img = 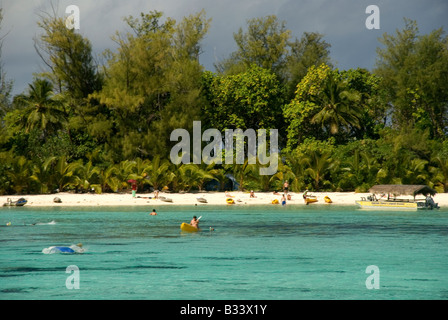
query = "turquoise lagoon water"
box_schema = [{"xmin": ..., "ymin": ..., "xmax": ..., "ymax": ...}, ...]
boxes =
[{"xmin": 1, "ymin": 203, "xmax": 447, "ymax": 300}]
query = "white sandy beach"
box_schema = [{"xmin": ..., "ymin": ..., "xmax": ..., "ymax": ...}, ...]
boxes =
[{"xmin": 2, "ymin": 191, "xmax": 448, "ymax": 207}]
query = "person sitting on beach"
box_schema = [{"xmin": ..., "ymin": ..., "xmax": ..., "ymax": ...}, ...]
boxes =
[
  {"xmin": 153, "ymin": 190, "xmax": 159, "ymax": 199},
  {"xmin": 150, "ymin": 209, "xmax": 157, "ymax": 216},
  {"xmin": 287, "ymin": 194, "xmax": 291, "ymax": 201},
  {"xmin": 250, "ymin": 190, "xmax": 256, "ymax": 198},
  {"xmin": 273, "ymin": 190, "xmax": 280, "ymax": 195},
  {"xmin": 190, "ymin": 216, "xmax": 199, "ymax": 229},
  {"xmin": 225, "ymin": 191, "xmax": 234, "ymax": 198}
]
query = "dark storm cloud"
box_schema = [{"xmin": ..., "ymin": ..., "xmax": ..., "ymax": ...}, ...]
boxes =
[{"xmin": 1, "ymin": 0, "xmax": 447, "ymax": 95}]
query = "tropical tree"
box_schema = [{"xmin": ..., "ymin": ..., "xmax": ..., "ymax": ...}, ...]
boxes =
[
  {"xmin": 30, "ymin": 156, "xmax": 57, "ymax": 194},
  {"xmin": 375, "ymin": 18, "xmax": 448, "ymax": 138},
  {"xmin": 94, "ymin": 10, "xmax": 210, "ymax": 160},
  {"xmin": 113, "ymin": 160, "xmax": 137, "ymax": 192},
  {"xmin": 225, "ymin": 159, "xmax": 257, "ymax": 191},
  {"xmin": 5, "ymin": 156, "xmax": 33, "ymax": 194},
  {"xmin": 176, "ymin": 164, "xmax": 213, "ymax": 192},
  {"xmin": 74, "ymin": 160, "xmax": 101, "ymax": 193},
  {"xmin": 337, "ymin": 148, "xmax": 379, "ymax": 192},
  {"xmin": 12, "ymin": 78, "xmax": 66, "ymax": 138},
  {"xmin": 202, "ymin": 65, "xmax": 285, "ymax": 133},
  {"xmin": 430, "ymin": 156, "xmax": 448, "ymax": 193},
  {"xmin": 216, "ymin": 15, "xmax": 290, "ymax": 78},
  {"xmin": 285, "ymin": 31, "xmax": 332, "ymax": 99},
  {"xmin": 310, "ymin": 72, "xmax": 362, "ymax": 136},
  {"xmin": 144, "ymin": 156, "xmax": 172, "ymax": 191},
  {"xmin": 97, "ymin": 165, "xmax": 119, "ymax": 193},
  {"xmin": 35, "ymin": 12, "xmax": 102, "ymax": 100},
  {"xmin": 45, "ymin": 155, "xmax": 82, "ymax": 192},
  {"xmin": 302, "ymin": 149, "xmax": 336, "ymax": 191}
]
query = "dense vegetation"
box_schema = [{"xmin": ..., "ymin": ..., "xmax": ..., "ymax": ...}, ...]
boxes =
[{"xmin": 0, "ymin": 9, "xmax": 447, "ymax": 195}]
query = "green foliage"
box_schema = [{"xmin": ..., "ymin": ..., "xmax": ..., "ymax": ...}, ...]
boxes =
[
  {"xmin": 0, "ymin": 10, "xmax": 447, "ymax": 196},
  {"xmin": 375, "ymin": 18, "xmax": 448, "ymax": 138},
  {"xmin": 203, "ymin": 65, "xmax": 284, "ymax": 132}
]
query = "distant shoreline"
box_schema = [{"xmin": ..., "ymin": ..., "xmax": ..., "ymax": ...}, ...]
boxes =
[{"xmin": 2, "ymin": 191, "xmax": 448, "ymax": 207}]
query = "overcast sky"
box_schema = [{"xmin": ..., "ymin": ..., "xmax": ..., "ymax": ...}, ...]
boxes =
[{"xmin": 1, "ymin": 0, "xmax": 447, "ymax": 95}]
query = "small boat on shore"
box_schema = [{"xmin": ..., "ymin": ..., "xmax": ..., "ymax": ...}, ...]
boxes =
[
  {"xmin": 303, "ymin": 190, "xmax": 318, "ymax": 205},
  {"xmin": 356, "ymin": 185, "xmax": 440, "ymax": 210},
  {"xmin": 196, "ymin": 197, "xmax": 207, "ymax": 203},
  {"xmin": 159, "ymin": 196, "xmax": 173, "ymax": 203},
  {"xmin": 226, "ymin": 198, "xmax": 235, "ymax": 204},
  {"xmin": 3, "ymin": 198, "xmax": 27, "ymax": 207},
  {"xmin": 324, "ymin": 196, "xmax": 332, "ymax": 203}
]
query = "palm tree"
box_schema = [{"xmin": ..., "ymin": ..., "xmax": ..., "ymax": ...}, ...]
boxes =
[
  {"xmin": 270, "ymin": 162, "xmax": 295, "ymax": 192},
  {"xmin": 14, "ymin": 78, "xmax": 67, "ymax": 138},
  {"xmin": 196, "ymin": 161, "xmax": 219, "ymax": 191},
  {"xmin": 75, "ymin": 160, "xmax": 101, "ymax": 193},
  {"xmin": 212, "ymin": 167, "xmax": 231, "ymax": 191},
  {"xmin": 302, "ymin": 149, "xmax": 335, "ymax": 191},
  {"xmin": 97, "ymin": 165, "xmax": 119, "ymax": 193},
  {"xmin": 403, "ymin": 158, "xmax": 429, "ymax": 185},
  {"xmin": 114, "ymin": 160, "xmax": 137, "ymax": 192},
  {"xmin": 6, "ymin": 156, "xmax": 33, "ymax": 194},
  {"xmin": 178, "ymin": 164, "xmax": 215, "ymax": 192},
  {"xmin": 30, "ymin": 156, "xmax": 55, "ymax": 194},
  {"xmin": 284, "ymin": 154, "xmax": 307, "ymax": 192},
  {"xmin": 311, "ymin": 74, "xmax": 362, "ymax": 136},
  {"xmin": 430, "ymin": 156, "xmax": 448, "ymax": 193},
  {"xmin": 144, "ymin": 156, "xmax": 172, "ymax": 191},
  {"xmin": 46, "ymin": 155, "xmax": 82, "ymax": 192},
  {"xmin": 225, "ymin": 159, "xmax": 257, "ymax": 191}
]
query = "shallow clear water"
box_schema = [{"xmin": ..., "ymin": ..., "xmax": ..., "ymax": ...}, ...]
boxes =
[{"xmin": 1, "ymin": 204, "xmax": 447, "ymax": 300}]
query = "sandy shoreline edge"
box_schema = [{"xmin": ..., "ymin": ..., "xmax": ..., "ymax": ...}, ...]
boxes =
[{"xmin": 2, "ymin": 191, "xmax": 448, "ymax": 207}]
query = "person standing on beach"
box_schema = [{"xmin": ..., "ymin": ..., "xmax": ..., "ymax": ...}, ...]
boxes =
[
  {"xmin": 283, "ymin": 181, "xmax": 289, "ymax": 194},
  {"xmin": 132, "ymin": 182, "xmax": 137, "ymax": 198}
]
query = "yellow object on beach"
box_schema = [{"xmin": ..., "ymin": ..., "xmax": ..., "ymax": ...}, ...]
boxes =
[
  {"xmin": 324, "ymin": 196, "xmax": 332, "ymax": 203},
  {"xmin": 304, "ymin": 197, "xmax": 318, "ymax": 204},
  {"xmin": 226, "ymin": 198, "xmax": 235, "ymax": 204},
  {"xmin": 180, "ymin": 222, "xmax": 199, "ymax": 232},
  {"xmin": 271, "ymin": 199, "xmax": 279, "ymax": 204}
]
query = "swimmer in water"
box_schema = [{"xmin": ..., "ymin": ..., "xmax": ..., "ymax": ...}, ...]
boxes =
[{"xmin": 43, "ymin": 243, "xmax": 84, "ymax": 254}]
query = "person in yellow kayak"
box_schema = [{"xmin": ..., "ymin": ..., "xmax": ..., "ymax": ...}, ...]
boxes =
[{"xmin": 190, "ymin": 216, "xmax": 199, "ymax": 229}]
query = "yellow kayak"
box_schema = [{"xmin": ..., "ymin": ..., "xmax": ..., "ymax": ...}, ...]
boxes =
[
  {"xmin": 324, "ymin": 196, "xmax": 332, "ymax": 203},
  {"xmin": 226, "ymin": 198, "xmax": 235, "ymax": 204},
  {"xmin": 180, "ymin": 222, "xmax": 199, "ymax": 232},
  {"xmin": 272, "ymin": 199, "xmax": 279, "ymax": 204},
  {"xmin": 304, "ymin": 196, "xmax": 318, "ymax": 204}
]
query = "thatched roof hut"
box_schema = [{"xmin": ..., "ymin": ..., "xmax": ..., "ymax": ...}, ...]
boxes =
[{"xmin": 369, "ymin": 185, "xmax": 436, "ymax": 197}]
